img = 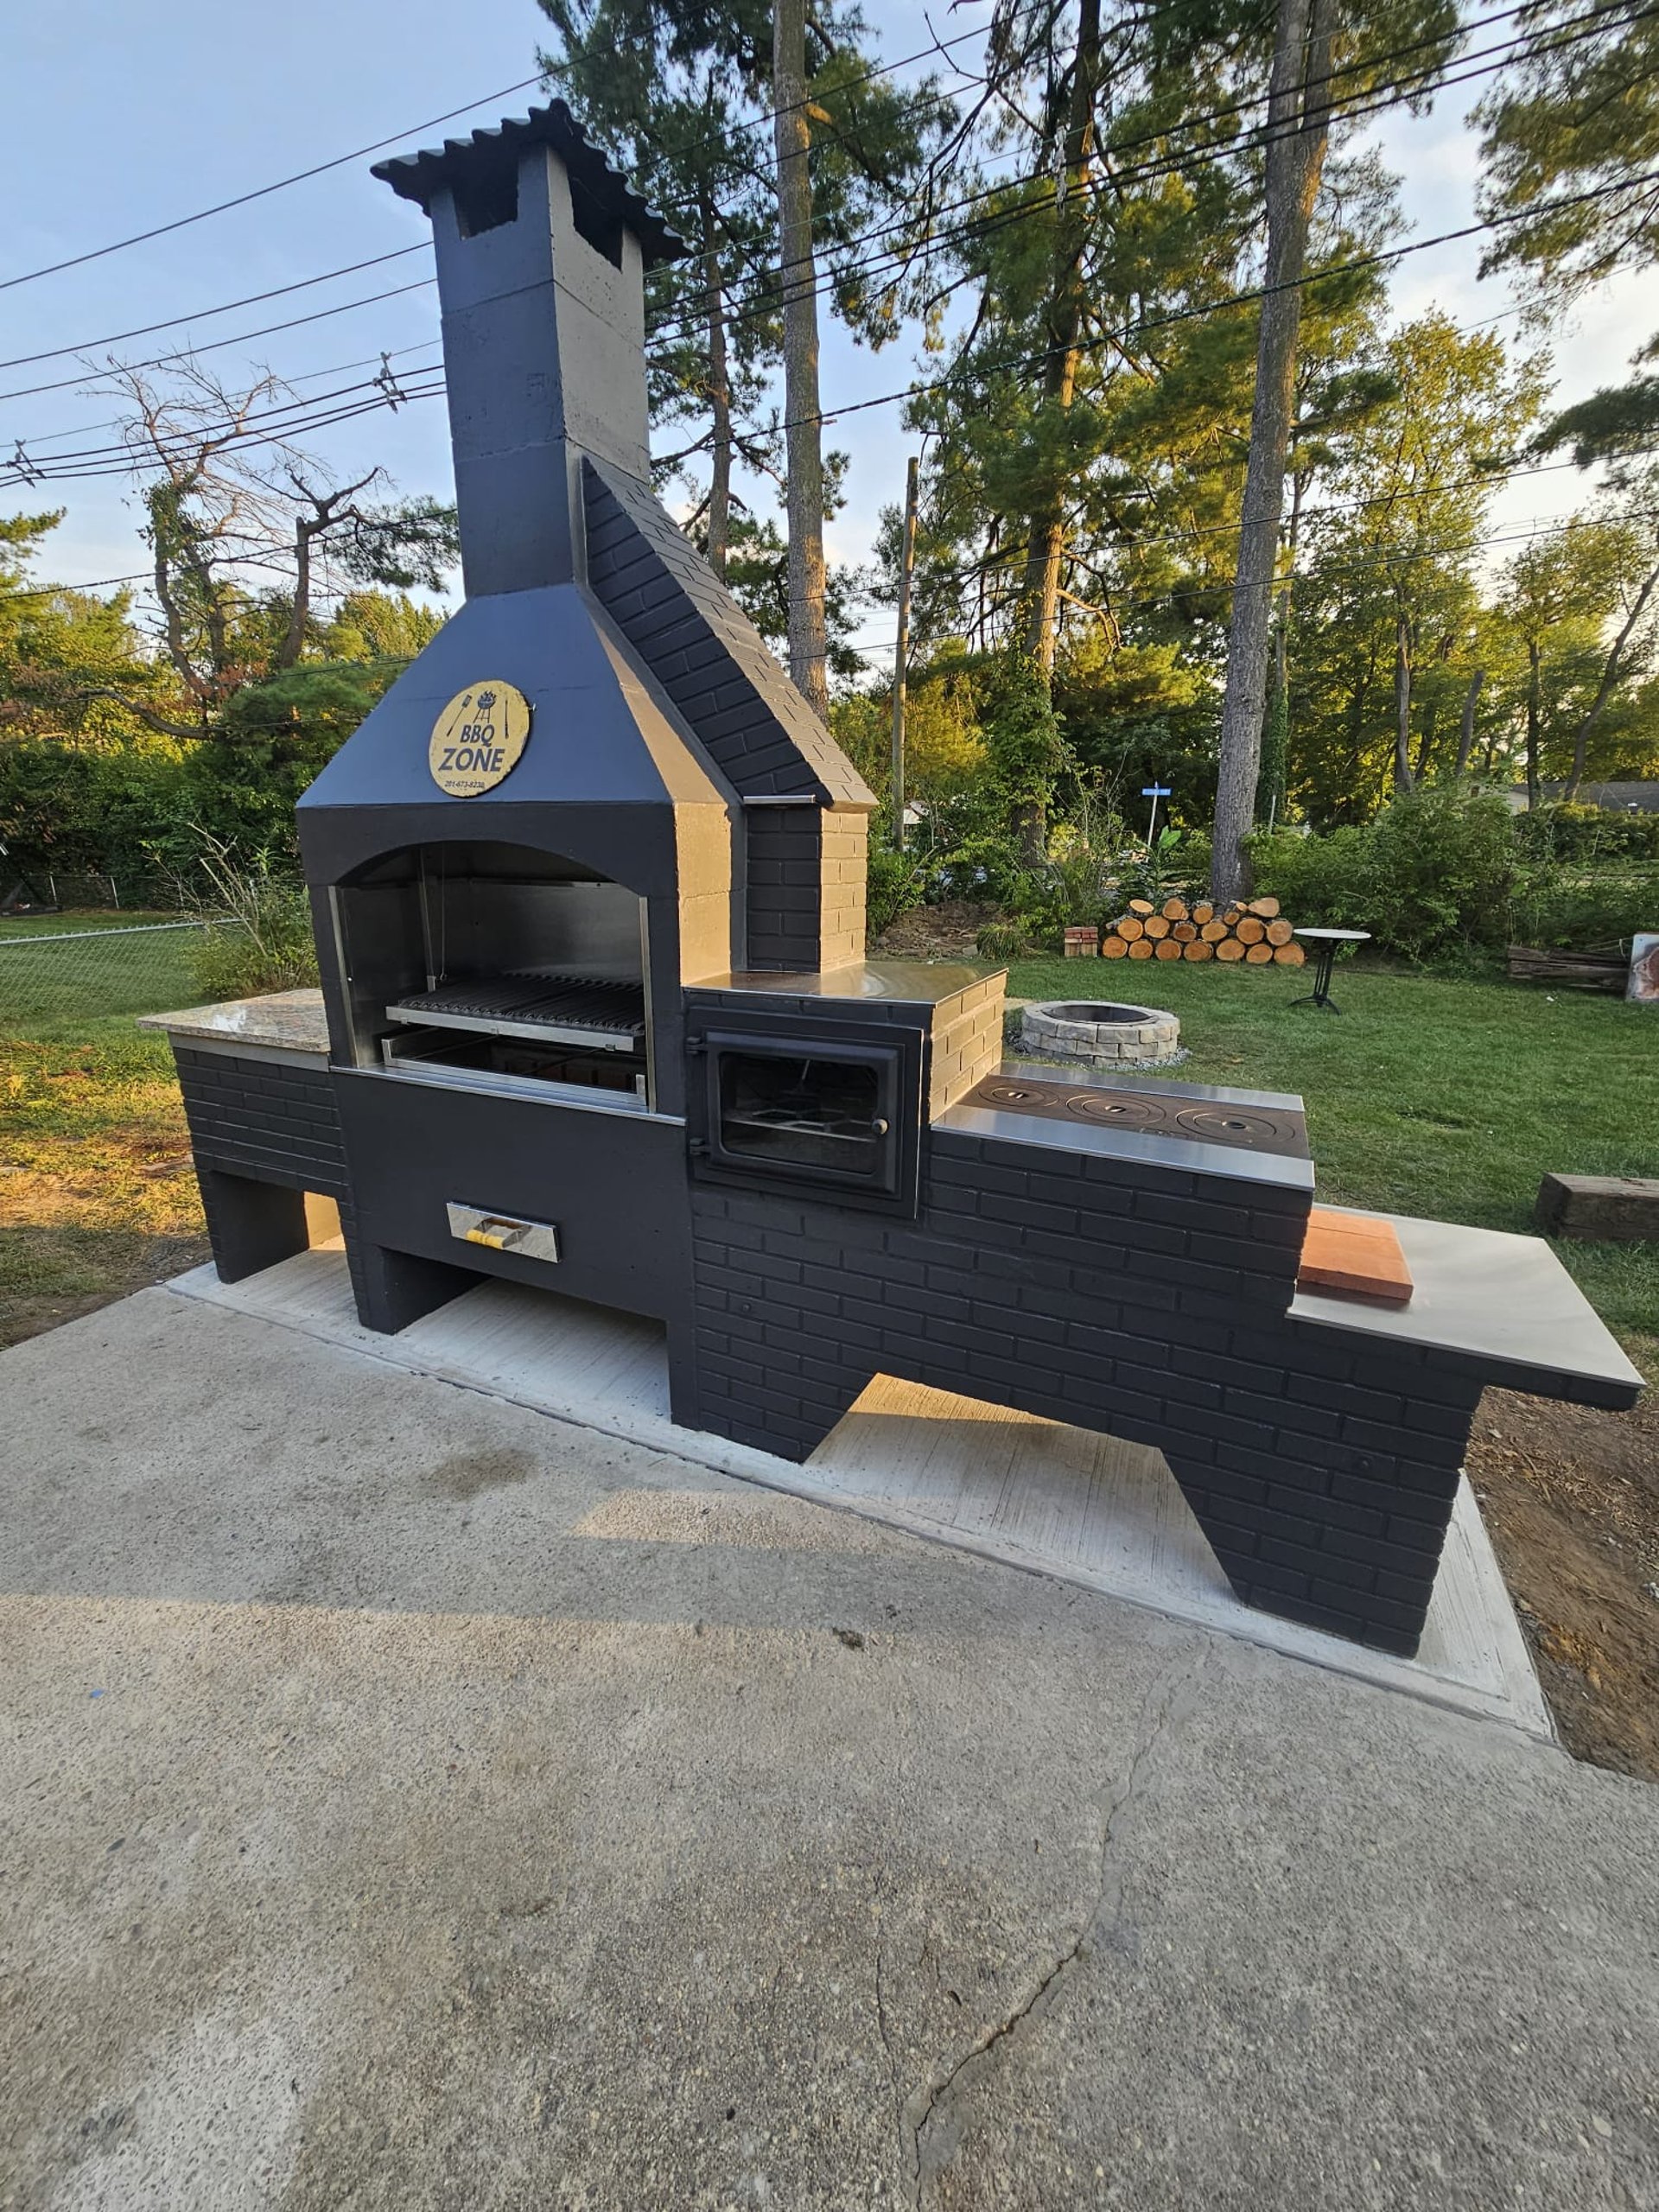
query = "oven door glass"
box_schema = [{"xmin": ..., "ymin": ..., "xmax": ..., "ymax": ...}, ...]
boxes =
[{"xmin": 715, "ymin": 1047, "xmax": 893, "ymax": 1183}]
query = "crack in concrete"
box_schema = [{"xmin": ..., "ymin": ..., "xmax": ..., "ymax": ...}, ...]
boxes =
[
  {"xmin": 899, "ymin": 1654, "xmax": 1206, "ymax": 2208},
  {"xmin": 874, "ymin": 1942, "xmax": 906, "ymax": 2185}
]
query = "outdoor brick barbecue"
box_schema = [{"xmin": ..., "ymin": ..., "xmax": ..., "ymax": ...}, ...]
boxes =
[{"xmin": 146, "ymin": 102, "xmax": 1643, "ymax": 1662}]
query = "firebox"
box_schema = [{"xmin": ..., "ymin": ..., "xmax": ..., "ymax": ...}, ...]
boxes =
[
  {"xmin": 147, "ymin": 96, "xmax": 1643, "ymax": 1668},
  {"xmin": 687, "ymin": 1007, "xmax": 923, "ymax": 1213}
]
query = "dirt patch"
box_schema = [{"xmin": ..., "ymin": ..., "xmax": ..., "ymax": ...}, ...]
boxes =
[
  {"xmin": 1467, "ymin": 1344, "xmax": 1659, "ymax": 1783},
  {"xmin": 869, "ymin": 900, "xmax": 989, "ymax": 962}
]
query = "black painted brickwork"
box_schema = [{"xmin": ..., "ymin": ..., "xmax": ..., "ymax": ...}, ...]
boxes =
[
  {"xmin": 175, "ymin": 1048, "xmax": 350, "ymax": 1196},
  {"xmin": 745, "ymin": 809, "xmax": 824, "ymax": 969},
  {"xmin": 583, "ymin": 461, "xmax": 838, "ymax": 801},
  {"xmin": 687, "ymin": 1128, "xmax": 1482, "ymax": 1656}
]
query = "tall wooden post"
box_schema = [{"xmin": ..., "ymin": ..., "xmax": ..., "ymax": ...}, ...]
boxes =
[{"xmin": 890, "ymin": 454, "xmax": 919, "ymax": 849}]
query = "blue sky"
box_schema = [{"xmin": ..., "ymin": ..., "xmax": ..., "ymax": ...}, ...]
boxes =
[{"xmin": 3, "ymin": 0, "xmax": 1649, "ymax": 674}]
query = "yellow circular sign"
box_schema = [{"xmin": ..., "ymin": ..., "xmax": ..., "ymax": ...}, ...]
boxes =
[{"xmin": 429, "ymin": 681, "xmax": 532, "ymax": 797}]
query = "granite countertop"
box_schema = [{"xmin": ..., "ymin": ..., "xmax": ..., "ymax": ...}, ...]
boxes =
[{"xmin": 139, "ymin": 988, "xmax": 331, "ymax": 1054}]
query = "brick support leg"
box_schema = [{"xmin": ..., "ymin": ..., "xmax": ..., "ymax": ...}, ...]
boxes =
[{"xmin": 198, "ymin": 1166, "xmax": 310, "ymax": 1285}]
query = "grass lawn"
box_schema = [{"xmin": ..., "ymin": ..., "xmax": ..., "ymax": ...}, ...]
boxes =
[
  {"xmin": 1, "ymin": 920, "xmax": 211, "ymax": 1346},
  {"xmin": 1005, "ymin": 953, "xmax": 1658, "ymax": 1353}
]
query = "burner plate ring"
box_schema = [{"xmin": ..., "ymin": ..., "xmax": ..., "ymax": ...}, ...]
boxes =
[
  {"xmin": 1174, "ymin": 1105, "xmax": 1286, "ymax": 1145},
  {"xmin": 1061, "ymin": 1091, "xmax": 1168, "ymax": 1128}
]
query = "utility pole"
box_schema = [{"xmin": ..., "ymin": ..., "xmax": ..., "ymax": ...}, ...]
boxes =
[{"xmin": 890, "ymin": 454, "xmax": 919, "ymax": 850}]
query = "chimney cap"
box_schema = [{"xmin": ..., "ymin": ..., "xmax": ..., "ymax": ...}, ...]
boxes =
[{"xmin": 372, "ymin": 99, "xmax": 689, "ymax": 266}]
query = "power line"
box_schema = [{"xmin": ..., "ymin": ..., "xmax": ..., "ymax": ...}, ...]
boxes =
[
  {"xmin": 12, "ymin": 342, "xmax": 441, "ymax": 450},
  {"xmin": 0, "ymin": 78, "xmax": 544, "ymax": 295},
  {"xmin": 11, "ymin": 149, "xmax": 1648, "ymax": 488},
  {"xmin": 0, "ymin": 281, "xmax": 439, "ymax": 409},
  {"xmin": 0, "ymin": 245, "xmax": 430, "ymax": 376},
  {"xmin": 0, "ymin": 0, "xmax": 1604, "ymax": 467},
  {"xmin": 14, "ymin": 352, "xmax": 444, "ymax": 470},
  {"xmin": 641, "ymin": 0, "xmax": 1656, "ymax": 359}
]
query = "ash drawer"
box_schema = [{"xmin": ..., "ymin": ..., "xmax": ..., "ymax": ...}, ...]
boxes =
[{"xmin": 446, "ymin": 1202, "xmax": 561, "ymax": 1264}]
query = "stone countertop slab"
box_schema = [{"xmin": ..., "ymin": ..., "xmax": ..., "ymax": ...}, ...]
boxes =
[
  {"xmin": 139, "ymin": 988, "xmax": 331, "ymax": 1056},
  {"xmin": 1290, "ymin": 1205, "xmax": 1646, "ymax": 1406}
]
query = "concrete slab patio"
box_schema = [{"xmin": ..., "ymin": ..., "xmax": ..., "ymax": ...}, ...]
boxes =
[{"xmin": 2, "ymin": 1288, "xmax": 1656, "ymax": 2210}]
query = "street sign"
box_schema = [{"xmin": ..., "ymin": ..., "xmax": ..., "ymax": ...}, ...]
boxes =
[{"xmin": 1141, "ymin": 785, "xmax": 1172, "ymax": 798}]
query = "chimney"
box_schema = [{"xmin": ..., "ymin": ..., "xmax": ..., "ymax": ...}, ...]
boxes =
[{"xmin": 373, "ymin": 106, "xmax": 685, "ymax": 598}]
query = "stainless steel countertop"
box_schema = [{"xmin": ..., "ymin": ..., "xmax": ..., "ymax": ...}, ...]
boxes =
[
  {"xmin": 1291, "ymin": 1206, "xmax": 1646, "ymax": 1401},
  {"xmin": 692, "ymin": 961, "xmax": 998, "ymax": 1007},
  {"xmin": 139, "ymin": 988, "xmax": 331, "ymax": 1056},
  {"xmin": 934, "ymin": 1059, "xmax": 1317, "ymax": 1193}
]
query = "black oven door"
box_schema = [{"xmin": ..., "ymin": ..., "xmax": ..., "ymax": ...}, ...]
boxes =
[{"xmin": 690, "ymin": 1019, "xmax": 922, "ymax": 1213}]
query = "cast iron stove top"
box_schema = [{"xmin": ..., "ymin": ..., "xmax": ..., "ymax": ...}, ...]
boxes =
[{"xmin": 963, "ymin": 1074, "xmax": 1310, "ymax": 1158}]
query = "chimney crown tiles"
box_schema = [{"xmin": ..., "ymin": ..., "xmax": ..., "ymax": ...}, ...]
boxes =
[{"xmin": 371, "ymin": 102, "xmax": 687, "ymax": 266}]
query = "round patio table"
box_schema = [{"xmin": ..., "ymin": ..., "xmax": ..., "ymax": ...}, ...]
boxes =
[{"xmin": 1291, "ymin": 926, "xmax": 1370, "ymax": 1012}]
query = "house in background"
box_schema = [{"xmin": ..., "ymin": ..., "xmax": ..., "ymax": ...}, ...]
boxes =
[{"xmin": 1507, "ymin": 781, "xmax": 1659, "ymax": 813}]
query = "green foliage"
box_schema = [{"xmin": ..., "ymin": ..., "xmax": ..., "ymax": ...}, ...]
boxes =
[
  {"xmin": 1508, "ymin": 864, "xmax": 1659, "ymax": 952},
  {"xmin": 1258, "ymin": 671, "xmax": 1288, "ymax": 826},
  {"xmin": 1476, "ymin": 3, "xmax": 1659, "ymax": 300},
  {"xmin": 0, "ymin": 657, "xmax": 404, "ymax": 886},
  {"xmin": 0, "ymin": 736, "xmax": 189, "ymax": 885},
  {"xmin": 1247, "ymin": 823, "xmax": 1371, "ymax": 925},
  {"xmin": 865, "ymin": 837, "xmax": 926, "ymax": 938},
  {"xmin": 1249, "ymin": 785, "xmax": 1516, "ymax": 959},
  {"xmin": 187, "ymin": 842, "xmax": 319, "ymax": 1000},
  {"xmin": 974, "ymin": 918, "xmax": 1033, "ymax": 961},
  {"xmin": 1513, "ymin": 801, "xmax": 1659, "ymax": 861},
  {"xmin": 982, "ymin": 653, "xmax": 1070, "ymax": 855},
  {"xmin": 1357, "ymin": 784, "xmax": 1517, "ymax": 959}
]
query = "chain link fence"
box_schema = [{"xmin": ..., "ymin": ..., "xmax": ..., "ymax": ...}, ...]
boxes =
[
  {"xmin": 0, "ymin": 918, "xmax": 218, "ymax": 1033},
  {"xmin": 0, "ymin": 868, "xmax": 188, "ymax": 918}
]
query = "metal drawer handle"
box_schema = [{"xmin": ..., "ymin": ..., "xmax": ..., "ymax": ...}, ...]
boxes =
[
  {"xmin": 445, "ymin": 1202, "xmax": 561, "ymax": 1264},
  {"xmin": 464, "ymin": 1217, "xmax": 525, "ymax": 1251}
]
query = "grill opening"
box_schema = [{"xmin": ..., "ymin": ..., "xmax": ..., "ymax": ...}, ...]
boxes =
[{"xmin": 333, "ymin": 840, "xmax": 652, "ymax": 1107}]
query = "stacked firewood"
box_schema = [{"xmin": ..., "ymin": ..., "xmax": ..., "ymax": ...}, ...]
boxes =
[{"xmin": 1100, "ymin": 894, "xmax": 1306, "ymax": 966}]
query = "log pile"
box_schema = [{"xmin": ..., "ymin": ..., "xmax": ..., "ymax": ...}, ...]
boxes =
[{"xmin": 1097, "ymin": 894, "xmax": 1306, "ymax": 967}]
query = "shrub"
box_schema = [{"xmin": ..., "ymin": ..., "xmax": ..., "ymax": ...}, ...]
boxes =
[
  {"xmin": 1248, "ymin": 788, "xmax": 1516, "ymax": 961},
  {"xmin": 1358, "ymin": 785, "xmax": 1516, "ymax": 960},
  {"xmin": 1509, "ymin": 864, "xmax": 1659, "ymax": 951},
  {"xmin": 866, "ymin": 840, "xmax": 927, "ymax": 938},
  {"xmin": 187, "ymin": 841, "xmax": 319, "ymax": 1001},
  {"xmin": 975, "ymin": 918, "xmax": 1033, "ymax": 961},
  {"xmin": 1245, "ymin": 823, "xmax": 1370, "ymax": 925},
  {"xmin": 1512, "ymin": 801, "xmax": 1659, "ymax": 861}
]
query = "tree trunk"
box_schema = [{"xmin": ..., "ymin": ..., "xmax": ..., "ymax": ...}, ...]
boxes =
[
  {"xmin": 279, "ymin": 516, "xmax": 315, "ymax": 671},
  {"xmin": 1526, "ymin": 639, "xmax": 1542, "ymax": 809},
  {"xmin": 1564, "ymin": 557, "xmax": 1659, "ymax": 798},
  {"xmin": 699, "ymin": 186, "xmax": 734, "ymax": 584},
  {"xmin": 772, "ymin": 0, "xmax": 830, "ymax": 721},
  {"xmin": 1209, "ymin": 0, "xmax": 1338, "ymax": 906},
  {"xmin": 1020, "ymin": 0, "xmax": 1102, "ymax": 677},
  {"xmin": 1394, "ymin": 614, "xmax": 1414, "ymax": 788},
  {"xmin": 1454, "ymin": 666, "xmax": 1483, "ymax": 774}
]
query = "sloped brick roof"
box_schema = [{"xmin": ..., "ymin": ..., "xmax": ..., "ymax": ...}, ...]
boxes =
[{"xmin": 582, "ymin": 456, "xmax": 874, "ymax": 809}]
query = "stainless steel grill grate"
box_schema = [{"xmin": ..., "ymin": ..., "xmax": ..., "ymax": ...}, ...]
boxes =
[{"xmin": 386, "ymin": 972, "xmax": 646, "ymax": 1050}]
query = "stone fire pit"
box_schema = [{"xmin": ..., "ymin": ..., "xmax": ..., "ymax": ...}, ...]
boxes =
[{"xmin": 1020, "ymin": 1000, "xmax": 1182, "ymax": 1067}]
